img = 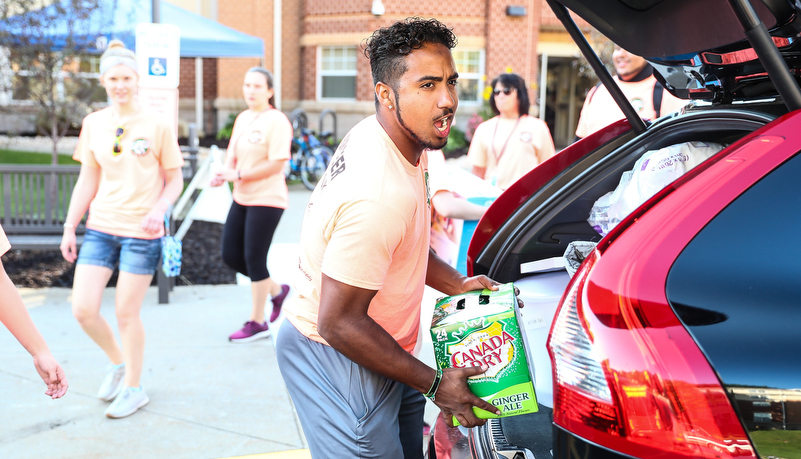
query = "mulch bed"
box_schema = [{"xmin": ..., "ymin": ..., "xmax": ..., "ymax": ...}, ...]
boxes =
[{"xmin": 1, "ymin": 221, "xmax": 237, "ymax": 288}]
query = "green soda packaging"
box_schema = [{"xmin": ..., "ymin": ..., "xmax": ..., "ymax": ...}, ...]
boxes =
[{"xmin": 430, "ymin": 282, "xmax": 537, "ymax": 424}]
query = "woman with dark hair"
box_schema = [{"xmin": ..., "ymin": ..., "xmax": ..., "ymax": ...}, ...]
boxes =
[
  {"xmin": 467, "ymin": 73, "xmax": 555, "ymax": 190},
  {"xmin": 210, "ymin": 67, "xmax": 293, "ymax": 343}
]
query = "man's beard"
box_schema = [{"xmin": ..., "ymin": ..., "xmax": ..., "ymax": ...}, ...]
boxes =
[{"xmin": 395, "ymin": 94, "xmax": 448, "ymax": 151}]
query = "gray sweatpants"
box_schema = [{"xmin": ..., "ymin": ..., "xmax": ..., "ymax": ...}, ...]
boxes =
[{"xmin": 276, "ymin": 319, "xmax": 425, "ymax": 459}]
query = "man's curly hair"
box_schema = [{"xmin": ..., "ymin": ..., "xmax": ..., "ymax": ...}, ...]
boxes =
[{"xmin": 362, "ymin": 18, "xmax": 457, "ymax": 95}]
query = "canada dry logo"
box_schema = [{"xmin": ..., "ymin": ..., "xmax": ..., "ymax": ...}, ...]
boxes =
[{"xmin": 447, "ymin": 322, "xmax": 516, "ymax": 380}]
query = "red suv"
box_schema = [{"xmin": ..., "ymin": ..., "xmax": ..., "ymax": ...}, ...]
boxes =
[{"xmin": 427, "ymin": 0, "xmax": 801, "ymax": 458}]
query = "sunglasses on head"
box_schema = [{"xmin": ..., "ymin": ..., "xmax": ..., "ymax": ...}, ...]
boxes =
[
  {"xmin": 493, "ymin": 87, "xmax": 516, "ymax": 96},
  {"xmin": 113, "ymin": 126, "xmax": 125, "ymax": 155}
]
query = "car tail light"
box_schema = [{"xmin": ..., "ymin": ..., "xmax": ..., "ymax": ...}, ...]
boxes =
[{"xmin": 548, "ymin": 250, "xmax": 755, "ymax": 458}]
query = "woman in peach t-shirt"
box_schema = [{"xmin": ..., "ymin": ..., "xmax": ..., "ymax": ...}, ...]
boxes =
[
  {"xmin": 210, "ymin": 67, "xmax": 293, "ymax": 343},
  {"xmin": 468, "ymin": 73, "xmax": 555, "ymax": 190},
  {"xmin": 59, "ymin": 40, "xmax": 184, "ymax": 419}
]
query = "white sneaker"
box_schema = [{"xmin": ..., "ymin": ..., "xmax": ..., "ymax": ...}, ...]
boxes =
[
  {"xmin": 97, "ymin": 364, "xmax": 125, "ymax": 402},
  {"xmin": 105, "ymin": 386, "xmax": 150, "ymax": 419}
]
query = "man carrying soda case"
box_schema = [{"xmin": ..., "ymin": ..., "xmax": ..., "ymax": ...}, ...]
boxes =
[{"xmin": 276, "ymin": 18, "xmax": 514, "ymax": 459}]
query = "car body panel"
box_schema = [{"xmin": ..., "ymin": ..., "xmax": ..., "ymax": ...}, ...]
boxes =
[
  {"xmin": 666, "ymin": 147, "xmax": 801, "ymax": 457},
  {"xmin": 449, "ymin": 107, "xmax": 799, "ymax": 459}
]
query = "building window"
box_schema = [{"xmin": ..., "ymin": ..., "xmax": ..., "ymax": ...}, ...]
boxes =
[
  {"xmin": 453, "ymin": 49, "xmax": 484, "ymax": 104},
  {"xmin": 319, "ymin": 46, "xmax": 357, "ymax": 100},
  {"xmin": 2, "ymin": 54, "xmax": 105, "ymax": 105}
]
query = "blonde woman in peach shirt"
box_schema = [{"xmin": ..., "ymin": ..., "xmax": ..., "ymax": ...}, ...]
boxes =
[
  {"xmin": 60, "ymin": 40, "xmax": 184, "ymax": 419},
  {"xmin": 210, "ymin": 67, "xmax": 293, "ymax": 343}
]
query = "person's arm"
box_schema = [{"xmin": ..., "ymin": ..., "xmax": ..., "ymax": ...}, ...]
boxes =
[
  {"xmin": 317, "ymin": 273, "xmax": 501, "ymax": 428},
  {"xmin": 141, "ymin": 167, "xmax": 184, "ymax": 235},
  {"xmin": 214, "ymin": 158, "xmax": 285, "ymax": 184},
  {"xmin": 467, "ymin": 121, "xmax": 489, "ymax": 180},
  {"xmin": 471, "ymin": 165, "xmax": 486, "ymax": 179},
  {"xmin": 426, "ymin": 247, "xmax": 499, "ymax": 296},
  {"xmin": 0, "ymin": 260, "xmax": 68, "ymax": 399},
  {"xmin": 60, "ymin": 165, "xmax": 100, "ymax": 263},
  {"xmin": 431, "ymin": 190, "xmax": 487, "ymax": 220},
  {"xmin": 536, "ymin": 123, "xmax": 557, "ymax": 164},
  {"xmin": 210, "ymin": 146, "xmax": 237, "ymax": 187}
]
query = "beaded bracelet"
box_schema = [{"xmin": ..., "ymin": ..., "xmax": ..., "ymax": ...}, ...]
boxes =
[{"xmin": 424, "ymin": 369, "xmax": 443, "ymax": 401}]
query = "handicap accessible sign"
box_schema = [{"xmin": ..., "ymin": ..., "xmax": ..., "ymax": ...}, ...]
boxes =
[
  {"xmin": 148, "ymin": 57, "xmax": 167, "ymax": 76},
  {"xmin": 136, "ymin": 23, "xmax": 180, "ymax": 89}
]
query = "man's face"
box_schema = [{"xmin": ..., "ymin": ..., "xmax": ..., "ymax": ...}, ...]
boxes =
[
  {"xmin": 613, "ymin": 46, "xmax": 647, "ymax": 81},
  {"xmin": 393, "ymin": 42, "xmax": 458, "ymax": 151}
]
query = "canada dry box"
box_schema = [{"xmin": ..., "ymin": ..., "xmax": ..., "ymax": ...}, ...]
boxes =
[{"xmin": 430, "ymin": 282, "xmax": 538, "ymax": 424}]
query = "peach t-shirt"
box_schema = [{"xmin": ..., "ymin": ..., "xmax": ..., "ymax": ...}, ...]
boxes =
[
  {"xmin": 283, "ymin": 115, "xmax": 431, "ymax": 353},
  {"xmin": 0, "ymin": 225, "xmax": 10, "ymax": 256},
  {"xmin": 73, "ymin": 107, "xmax": 184, "ymax": 239},
  {"xmin": 468, "ymin": 115, "xmax": 556, "ymax": 190},
  {"xmin": 575, "ymin": 74, "xmax": 687, "ymax": 139},
  {"xmin": 229, "ymin": 109, "xmax": 293, "ymax": 208}
]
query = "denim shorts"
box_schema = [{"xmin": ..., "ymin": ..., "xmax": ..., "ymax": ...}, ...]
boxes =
[{"xmin": 77, "ymin": 229, "xmax": 161, "ymax": 275}]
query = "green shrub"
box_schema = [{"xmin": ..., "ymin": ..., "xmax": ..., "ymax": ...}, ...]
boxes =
[
  {"xmin": 216, "ymin": 113, "xmax": 237, "ymax": 140},
  {"xmin": 443, "ymin": 126, "xmax": 468, "ymax": 158}
]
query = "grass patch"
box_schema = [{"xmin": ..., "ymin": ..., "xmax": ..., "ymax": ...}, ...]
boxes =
[
  {"xmin": 750, "ymin": 430, "xmax": 801, "ymax": 458},
  {"xmin": 0, "ymin": 149, "xmax": 79, "ymax": 165}
]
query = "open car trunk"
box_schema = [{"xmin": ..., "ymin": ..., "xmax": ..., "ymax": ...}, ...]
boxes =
[{"xmin": 467, "ymin": 106, "xmax": 778, "ymax": 458}]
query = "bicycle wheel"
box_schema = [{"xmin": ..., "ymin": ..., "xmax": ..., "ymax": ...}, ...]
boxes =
[{"xmin": 301, "ymin": 146, "xmax": 333, "ymax": 191}]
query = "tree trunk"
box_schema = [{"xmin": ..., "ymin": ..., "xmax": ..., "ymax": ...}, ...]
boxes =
[
  {"xmin": 50, "ymin": 115, "xmax": 59, "ymax": 225},
  {"xmin": 51, "ymin": 115, "xmax": 59, "ymax": 165}
]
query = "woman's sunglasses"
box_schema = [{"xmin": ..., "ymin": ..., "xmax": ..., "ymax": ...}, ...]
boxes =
[
  {"xmin": 493, "ymin": 87, "xmax": 516, "ymax": 96},
  {"xmin": 113, "ymin": 126, "xmax": 125, "ymax": 155}
]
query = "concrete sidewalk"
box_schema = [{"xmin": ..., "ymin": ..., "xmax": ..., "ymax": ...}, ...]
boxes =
[
  {"xmin": 0, "ymin": 277, "xmax": 443, "ymax": 459},
  {"xmin": 0, "ymin": 183, "xmax": 443, "ymax": 458},
  {"xmin": 0, "ymin": 284, "xmax": 308, "ymax": 459}
]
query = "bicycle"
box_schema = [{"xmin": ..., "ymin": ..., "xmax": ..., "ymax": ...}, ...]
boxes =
[{"xmin": 286, "ymin": 128, "xmax": 334, "ymax": 191}]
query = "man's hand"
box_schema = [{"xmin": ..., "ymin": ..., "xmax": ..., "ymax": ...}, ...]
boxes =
[
  {"xmin": 432, "ymin": 365, "xmax": 501, "ymax": 428},
  {"xmin": 459, "ymin": 275, "xmax": 499, "ymax": 294},
  {"xmin": 459, "ymin": 276, "xmax": 525, "ymax": 309}
]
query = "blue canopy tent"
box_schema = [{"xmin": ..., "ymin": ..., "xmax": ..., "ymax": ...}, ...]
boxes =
[
  {"xmin": 2, "ymin": 0, "xmax": 264, "ymax": 137},
  {"xmin": 2, "ymin": 0, "xmax": 264, "ymax": 58}
]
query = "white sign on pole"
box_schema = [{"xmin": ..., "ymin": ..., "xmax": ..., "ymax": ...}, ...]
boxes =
[
  {"xmin": 138, "ymin": 87, "xmax": 179, "ymax": 138},
  {"xmin": 135, "ymin": 23, "xmax": 180, "ymax": 89}
]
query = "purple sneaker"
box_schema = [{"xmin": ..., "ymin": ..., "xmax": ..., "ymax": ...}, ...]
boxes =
[
  {"xmin": 229, "ymin": 321, "xmax": 271, "ymax": 343},
  {"xmin": 270, "ymin": 284, "xmax": 290, "ymax": 323}
]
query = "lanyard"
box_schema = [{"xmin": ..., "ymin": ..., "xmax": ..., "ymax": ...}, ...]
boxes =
[{"xmin": 491, "ymin": 115, "xmax": 523, "ymax": 163}]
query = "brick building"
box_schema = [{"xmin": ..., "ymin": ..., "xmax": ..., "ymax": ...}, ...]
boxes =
[
  {"xmin": 0, "ymin": 0, "xmax": 595, "ymax": 148},
  {"xmin": 181, "ymin": 0, "xmax": 595, "ymax": 148}
]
